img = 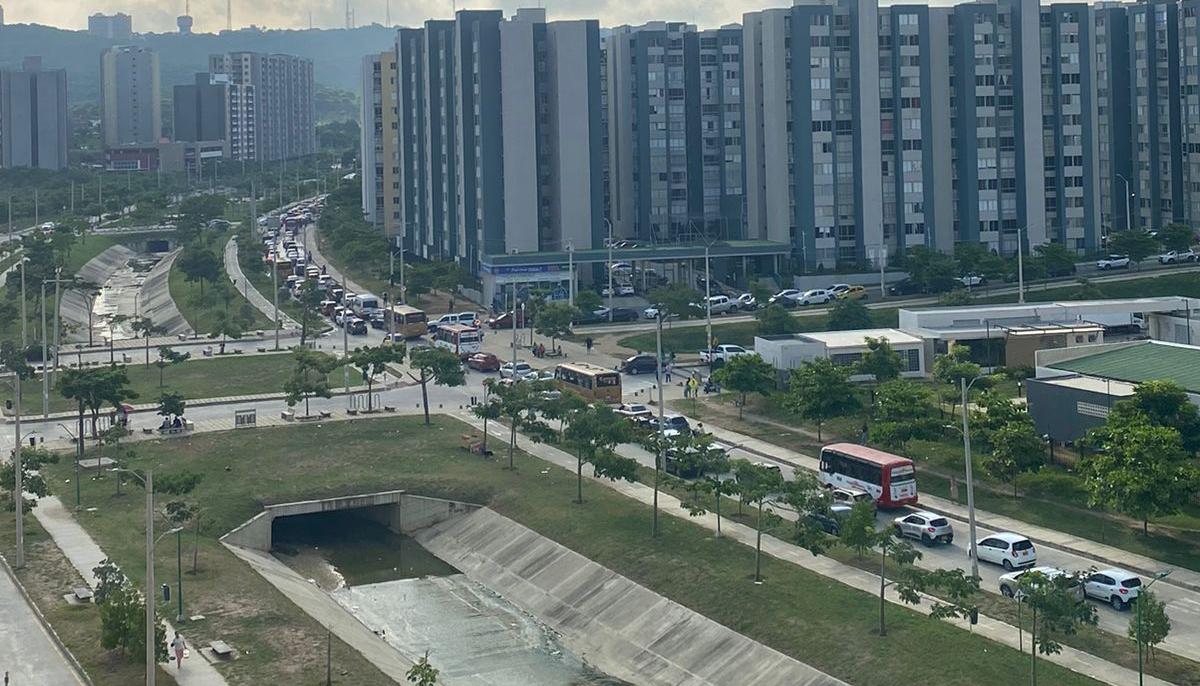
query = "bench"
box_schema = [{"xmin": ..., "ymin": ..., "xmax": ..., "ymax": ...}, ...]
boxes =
[
  {"xmin": 158, "ymin": 426, "xmax": 186, "ymax": 436},
  {"xmin": 209, "ymin": 640, "xmax": 234, "ymax": 659},
  {"xmin": 72, "ymin": 587, "xmax": 93, "ymax": 603},
  {"xmin": 280, "ymin": 410, "xmax": 295, "ymax": 421},
  {"xmin": 318, "ymin": 410, "xmax": 332, "ymax": 419}
]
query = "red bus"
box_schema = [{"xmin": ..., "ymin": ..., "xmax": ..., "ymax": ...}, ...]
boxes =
[{"xmin": 818, "ymin": 443, "xmax": 918, "ymax": 508}]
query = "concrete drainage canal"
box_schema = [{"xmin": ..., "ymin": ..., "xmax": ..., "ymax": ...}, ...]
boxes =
[{"xmin": 222, "ymin": 491, "xmax": 624, "ymax": 686}]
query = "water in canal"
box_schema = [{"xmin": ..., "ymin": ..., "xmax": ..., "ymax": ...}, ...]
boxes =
[{"xmin": 271, "ymin": 510, "xmax": 625, "ymax": 686}]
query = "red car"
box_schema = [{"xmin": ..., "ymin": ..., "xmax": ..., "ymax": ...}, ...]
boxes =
[
  {"xmin": 466, "ymin": 352, "xmax": 501, "ymax": 372},
  {"xmin": 487, "ymin": 311, "xmax": 525, "ymax": 329}
]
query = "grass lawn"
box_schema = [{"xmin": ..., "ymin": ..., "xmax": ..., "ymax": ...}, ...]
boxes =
[
  {"xmin": 0, "ymin": 517, "xmax": 171, "ymax": 686},
  {"xmin": 682, "ymin": 394, "xmax": 1200, "ymax": 574},
  {"xmin": 45, "ymin": 416, "xmax": 1103, "ymax": 686},
  {"xmin": 3, "ymin": 352, "xmax": 348, "ymax": 415},
  {"xmin": 618, "ymin": 307, "xmax": 901, "ymax": 353},
  {"xmin": 169, "ymin": 237, "xmax": 272, "ymax": 335}
]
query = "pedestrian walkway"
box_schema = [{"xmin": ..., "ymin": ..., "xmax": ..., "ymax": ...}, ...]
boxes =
[
  {"xmin": 453, "ymin": 410, "xmax": 1174, "ymax": 686},
  {"xmin": 224, "ymin": 237, "xmax": 299, "ymax": 330},
  {"xmin": 0, "ymin": 553, "xmax": 88, "ymax": 686},
  {"xmin": 34, "ymin": 497, "xmax": 229, "ymax": 686}
]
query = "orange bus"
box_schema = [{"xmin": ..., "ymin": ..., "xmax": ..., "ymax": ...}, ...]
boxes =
[
  {"xmin": 386, "ymin": 305, "xmax": 428, "ymax": 339},
  {"xmin": 554, "ymin": 363, "xmax": 622, "ymax": 404}
]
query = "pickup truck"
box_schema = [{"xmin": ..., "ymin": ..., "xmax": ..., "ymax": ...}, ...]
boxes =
[
  {"xmin": 699, "ymin": 344, "xmax": 750, "ymax": 364},
  {"xmin": 1158, "ymin": 249, "xmax": 1198, "ymax": 264},
  {"xmin": 1096, "ymin": 254, "xmax": 1131, "ymax": 270}
]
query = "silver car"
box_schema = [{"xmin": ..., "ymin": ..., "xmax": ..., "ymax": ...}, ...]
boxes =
[
  {"xmin": 893, "ymin": 511, "xmax": 954, "ymax": 546},
  {"xmin": 999, "ymin": 566, "xmax": 1084, "ymax": 602}
]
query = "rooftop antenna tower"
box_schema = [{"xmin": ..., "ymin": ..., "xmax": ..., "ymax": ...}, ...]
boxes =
[
  {"xmin": 386, "ymin": 0, "xmax": 390, "ymax": 26},
  {"xmin": 308, "ymin": 10, "xmax": 313, "ymax": 28},
  {"xmin": 345, "ymin": 0, "xmax": 352, "ymax": 28},
  {"xmin": 226, "ymin": 0, "xmax": 231, "ymax": 30}
]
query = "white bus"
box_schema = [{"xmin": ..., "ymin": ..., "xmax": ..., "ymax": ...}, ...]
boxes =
[{"xmin": 432, "ymin": 324, "xmax": 481, "ymax": 358}]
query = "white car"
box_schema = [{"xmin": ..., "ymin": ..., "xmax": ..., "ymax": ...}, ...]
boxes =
[
  {"xmin": 999, "ymin": 566, "xmax": 1083, "ymax": 601},
  {"xmin": 643, "ymin": 306, "xmax": 665, "ymax": 319},
  {"xmin": 1158, "ymin": 249, "xmax": 1198, "ymax": 264},
  {"xmin": 797, "ymin": 289, "xmax": 834, "ymax": 306},
  {"xmin": 769, "ymin": 289, "xmax": 801, "ymax": 305},
  {"xmin": 1083, "ymin": 568, "xmax": 1143, "ymax": 610},
  {"xmin": 892, "ymin": 511, "xmax": 954, "ymax": 546},
  {"xmin": 974, "ymin": 532, "xmax": 1037, "ymax": 571},
  {"xmin": 615, "ymin": 403, "xmax": 653, "ymax": 421},
  {"xmin": 1096, "ymin": 254, "xmax": 1131, "ymax": 270},
  {"xmin": 734, "ymin": 293, "xmax": 758, "ymax": 310},
  {"xmin": 499, "ymin": 361, "xmax": 534, "ymax": 379},
  {"xmin": 959, "ymin": 274, "xmax": 986, "ymax": 287},
  {"xmin": 693, "ymin": 295, "xmax": 735, "ymax": 315},
  {"xmin": 601, "ymin": 284, "xmax": 635, "ymax": 297}
]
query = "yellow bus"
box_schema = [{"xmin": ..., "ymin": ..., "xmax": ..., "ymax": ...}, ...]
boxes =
[
  {"xmin": 554, "ymin": 362, "xmax": 623, "ymax": 404},
  {"xmin": 387, "ymin": 305, "xmax": 428, "ymax": 338}
]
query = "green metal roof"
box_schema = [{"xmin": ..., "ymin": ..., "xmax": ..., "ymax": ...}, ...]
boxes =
[
  {"xmin": 481, "ymin": 240, "xmax": 790, "ymax": 267},
  {"xmin": 1050, "ymin": 342, "xmax": 1200, "ymax": 394}
]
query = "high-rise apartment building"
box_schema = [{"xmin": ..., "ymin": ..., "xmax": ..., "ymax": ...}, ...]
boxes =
[
  {"xmin": 88, "ymin": 13, "xmax": 133, "ymax": 40},
  {"xmin": 604, "ymin": 22, "xmax": 746, "ymax": 244},
  {"xmin": 364, "ymin": 9, "xmax": 605, "ymax": 273},
  {"xmin": 174, "ymin": 72, "xmax": 254, "ymax": 159},
  {"xmin": 209, "ymin": 52, "xmax": 315, "ymax": 161},
  {"xmin": 100, "ymin": 46, "xmax": 161, "ymax": 147},
  {"xmin": 0, "ymin": 57, "xmax": 69, "ymax": 170},
  {"xmin": 743, "ymin": 0, "xmax": 883, "ymax": 268}
]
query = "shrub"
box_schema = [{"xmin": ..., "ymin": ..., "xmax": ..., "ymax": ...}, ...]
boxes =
[
  {"xmin": 1013, "ymin": 470, "xmax": 1088, "ymax": 505},
  {"xmin": 155, "ymin": 470, "xmax": 202, "ymax": 495}
]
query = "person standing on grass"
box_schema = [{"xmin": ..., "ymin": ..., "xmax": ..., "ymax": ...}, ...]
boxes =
[{"xmin": 171, "ymin": 633, "xmax": 186, "ymax": 669}]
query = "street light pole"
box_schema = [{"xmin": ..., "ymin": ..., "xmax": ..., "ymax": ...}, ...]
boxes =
[
  {"xmin": 144, "ymin": 469, "xmax": 155, "ymax": 686},
  {"xmin": 13, "ymin": 358, "xmax": 24, "ymax": 569},
  {"xmin": 272, "ymin": 248, "xmax": 280, "ymax": 351},
  {"xmin": 653, "ymin": 307, "xmax": 665, "ymax": 538},
  {"xmin": 176, "ymin": 528, "xmax": 184, "ymax": 622},
  {"xmin": 606, "ymin": 219, "xmax": 614, "ymax": 323},
  {"xmin": 567, "ymin": 243, "xmax": 575, "ymax": 308},
  {"xmin": 960, "ymin": 376, "xmax": 981, "ymax": 581},
  {"xmin": 1017, "ymin": 227, "xmax": 1026, "ymax": 305},
  {"xmin": 1116, "ymin": 173, "xmax": 1133, "ymax": 232},
  {"xmin": 1136, "ymin": 571, "xmax": 1172, "ymax": 686}
]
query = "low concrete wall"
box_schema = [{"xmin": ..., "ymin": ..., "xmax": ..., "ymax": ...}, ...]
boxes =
[
  {"xmin": 415, "ymin": 507, "xmax": 845, "ymax": 686},
  {"xmin": 61, "ymin": 245, "xmax": 136, "ymax": 342},
  {"xmin": 221, "ymin": 491, "xmax": 478, "ymax": 551},
  {"xmin": 141, "ymin": 249, "xmax": 192, "ymax": 336}
]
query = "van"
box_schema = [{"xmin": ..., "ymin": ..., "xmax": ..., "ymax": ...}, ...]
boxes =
[
  {"xmin": 427, "ymin": 311, "xmax": 478, "ymax": 332},
  {"xmin": 350, "ymin": 293, "xmax": 382, "ymax": 317}
]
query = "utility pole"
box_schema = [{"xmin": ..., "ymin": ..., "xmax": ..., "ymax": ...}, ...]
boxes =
[
  {"xmin": 653, "ymin": 309, "xmax": 665, "ymax": 537},
  {"xmin": 33, "ymin": 188, "xmax": 38, "ymax": 226},
  {"xmin": 704, "ymin": 243, "xmax": 713, "ymax": 359},
  {"xmin": 144, "ymin": 469, "xmax": 155, "ymax": 686},
  {"xmin": 1017, "ymin": 227, "xmax": 1026, "ymax": 305},
  {"xmin": 605, "ymin": 219, "xmax": 614, "ymax": 322},
  {"xmin": 13, "ymin": 268, "xmax": 28, "ymax": 568}
]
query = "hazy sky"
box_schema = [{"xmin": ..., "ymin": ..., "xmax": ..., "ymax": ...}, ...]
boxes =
[{"xmin": 2, "ymin": 0, "xmax": 759, "ymax": 33}]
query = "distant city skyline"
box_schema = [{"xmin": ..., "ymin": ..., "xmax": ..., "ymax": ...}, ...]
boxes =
[{"xmin": 0, "ymin": 0, "xmax": 790, "ymax": 34}]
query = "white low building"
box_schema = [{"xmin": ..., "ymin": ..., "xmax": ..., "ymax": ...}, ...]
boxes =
[{"xmin": 754, "ymin": 328, "xmax": 925, "ymax": 380}]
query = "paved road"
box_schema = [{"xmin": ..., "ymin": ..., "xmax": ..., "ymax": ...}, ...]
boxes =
[
  {"xmin": 576, "ymin": 261, "xmax": 1200, "ymax": 336},
  {"xmin": 224, "ymin": 236, "xmax": 299, "ymax": 330},
  {"xmin": 302, "ymin": 223, "xmax": 367, "ymax": 295},
  {"xmin": 0, "ymin": 559, "xmax": 87, "ymax": 686}
]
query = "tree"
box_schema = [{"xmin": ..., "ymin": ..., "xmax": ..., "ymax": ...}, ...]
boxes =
[
  {"xmin": 732, "ymin": 459, "xmax": 784, "ymax": 583},
  {"xmin": 1128, "ymin": 590, "xmax": 1171, "ymax": 663},
  {"xmin": 575, "ymin": 289, "xmax": 602, "ymax": 314},
  {"xmin": 177, "ymin": 246, "xmax": 221, "ymax": 296},
  {"xmin": 932, "ymin": 344, "xmax": 982, "ymax": 417},
  {"xmin": 674, "ymin": 434, "xmax": 734, "ymax": 536},
  {"xmin": 712, "ymin": 353, "xmax": 775, "ymax": 419},
  {"xmin": 154, "ymin": 346, "xmax": 190, "ymax": 387},
  {"xmin": 1157, "ymin": 223, "xmax": 1195, "ymax": 252},
  {"xmin": 130, "ymin": 317, "xmax": 165, "ymax": 367},
  {"xmin": 748, "ymin": 279, "xmax": 773, "ymax": 306},
  {"xmin": 826, "ymin": 298, "xmax": 872, "ymax": 331},
  {"xmin": 1116, "ymin": 379, "xmax": 1200, "ymax": 454},
  {"xmin": 856, "ymin": 336, "xmax": 903, "ymax": 382},
  {"xmin": 58, "ymin": 366, "xmax": 138, "ymax": 441},
  {"xmin": 784, "ymin": 359, "xmax": 860, "ymax": 440},
  {"xmin": 470, "ymin": 392, "xmax": 503, "ymax": 454},
  {"xmin": 871, "ymin": 379, "xmax": 941, "ymax": 448},
  {"xmin": 488, "ymin": 378, "xmax": 553, "ymax": 470},
  {"xmin": 779, "ymin": 471, "xmax": 838, "ymax": 555},
  {"xmin": 1071, "ymin": 278, "xmax": 1106, "ymax": 300},
  {"xmin": 283, "ymin": 347, "xmax": 338, "ymax": 417},
  {"xmin": 1109, "ymin": 230, "xmax": 1159, "ymax": 268},
  {"xmin": 982, "ymin": 422, "xmax": 1046, "ymax": 495},
  {"xmin": 1018, "ymin": 569, "xmax": 1098, "ymax": 681},
  {"xmin": 647, "ymin": 283, "xmax": 702, "ymax": 320},
  {"xmin": 971, "ymin": 389, "xmax": 1031, "ymax": 450},
  {"xmin": 1080, "ymin": 412, "xmax": 1200, "ymax": 535},
  {"xmin": 406, "ymin": 650, "xmax": 439, "ymax": 686},
  {"xmin": 0, "ymin": 447, "xmax": 58, "ymax": 512},
  {"xmin": 349, "ymin": 344, "xmax": 406, "ymax": 411},
  {"xmin": 902, "ymin": 245, "xmax": 958, "ymax": 293},
  {"xmin": 754, "ymin": 303, "xmax": 799, "ymax": 336},
  {"xmin": 563, "ymin": 403, "xmax": 637, "ymax": 504},
  {"xmin": 938, "ymin": 289, "xmax": 974, "ymax": 306},
  {"xmin": 207, "ymin": 309, "xmax": 243, "ymax": 355},
  {"xmin": 533, "ymin": 302, "xmax": 575, "ymax": 351},
  {"xmin": 92, "ymin": 559, "xmax": 168, "ymax": 663},
  {"xmin": 1034, "ymin": 242, "xmax": 1079, "ymax": 278},
  {"xmin": 178, "ymin": 194, "xmax": 228, "ymax": 227},
  {"xmin": 99, "ymin": 424, "xmax": 132, "ymax": 495},
  {"xmin": 157, "ymin": 391, "xmax": 186, "ymax": 422},
  {"xmin": 406, "ymin": 347, "xmax": 466, "ymax": 425},
  {"xmin": 295, "ymin": 280, "xmax": 326, "ymax": 346},
  {"xmin": 838, "ymin": 500, "xmax": 879, "ymax": 559},
  {"xmin": 869, "ymin": 528, "xmax": 926, "ymax": 636}
]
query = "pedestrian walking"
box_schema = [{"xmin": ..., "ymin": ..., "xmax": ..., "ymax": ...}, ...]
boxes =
[
  {"xmin": 585, "ymin": 337, "xmax": 594, "ymax": 354},
  {"xmin": 171, "ymin": 632, "xmax": 187, "ymax": 670},
  {"xmin": 664, "ymin": 363, "xmax": 672, "ymax": 383}
]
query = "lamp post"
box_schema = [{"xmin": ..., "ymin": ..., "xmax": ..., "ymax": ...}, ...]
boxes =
[
  {"xmin": 41, "ymin": 271, "xmax": 71, "ymax": 420},
  {"xmin": 653, "ymin": 305, "xmax": 665, "ymax": 538},
  {"xmin": 1017, "ymin": 226, "xmax": 1026, "ymax": 304},
  {"xmin": 13, "ymin": 269, "xmax": 28, "ymax": 568},
  {"xmin": 959, "ymin": 375, "xmax": 989, "ymax": 581},
  {"xmin": 704, "ymin": 243, "xmax": 713, "ymax": 361},
  {"xmin": 605, "ymin": 218, "xmax": 614, "ymax": 323},
  {"xmin": 1136, "ymin": 570, "xmax": 1172, "ymax": 686},
  {"xmin": 1116, "ymin": 173, "xmax": 1134, "ymax": 232},
  {"xmin": 175, "ymin": 527, "xmax": 184, "ymax": 622}
]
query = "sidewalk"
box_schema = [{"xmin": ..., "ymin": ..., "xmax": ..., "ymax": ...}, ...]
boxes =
[
  {"xmin": 224, "ymin": 237, "xmax": 300, "ymax": 330},
  {"xmin": 454, "ymin": 410, "xmax": 1174, "ymax": 686},
  {"xmin": 34, "ymin": 497, "xmax": 228, "ymax": 686},
  {"xmin": 697, "ymin": 418, "xmax": 1200, "ymax": 594}
]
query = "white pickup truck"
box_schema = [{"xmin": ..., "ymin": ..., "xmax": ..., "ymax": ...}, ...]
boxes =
[
  {"xmin": 699, "ymin": 344, "xmax": 751, "ymax": 364},
  {"xmin": 1096, "ymin": 254, "xmax": 1131, "ymax": 270},
  {"xmin": 1157, "ymin": 249, "xmax": 1198, "ymax": 264}
]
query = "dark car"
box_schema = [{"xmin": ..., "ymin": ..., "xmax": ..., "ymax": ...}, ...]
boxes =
[
  {"xmin": 487, "ymin": 312, "xmax": 525, "ymax": 329},
  {"xmin": 609, "ymin": 307, "xmax": 640, "ymax": 322},
  {"xmin": 369, "ymin": 313, "xmax": 386, "ymax": 330},
  {"xmin": 806, "ymin": 503, "xmax": 854, "ymax": 535},
  {"xmin": 887, "ymin": 278, "xmax": 924, "ymax": 296},
  {"xmin": 620, "ymin": 354, "xmax": 659, "ymax": 375},
  {"xmin": 645, "ymin": 414, "xmax": 691, "ymax": 434}
]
